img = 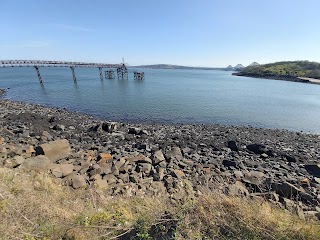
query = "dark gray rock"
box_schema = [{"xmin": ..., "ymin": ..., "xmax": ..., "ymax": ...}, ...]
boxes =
[
  {"xmin": 227, "ymin": 140, "xmax": 238, "ymax": 151},
  {"xmin": 305, "ymin": 164, "xmax": 320, "ymax": 177}
]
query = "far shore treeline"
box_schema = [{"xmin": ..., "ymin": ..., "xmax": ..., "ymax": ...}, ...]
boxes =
[{"xmin": 234, "ymin": 61, "xmax": 320, "ymax": 80}]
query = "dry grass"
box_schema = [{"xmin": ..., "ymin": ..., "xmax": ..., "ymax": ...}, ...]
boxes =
[{"xmin": 0, "ymin": 167, "xmax": 319, "ymax": 240}]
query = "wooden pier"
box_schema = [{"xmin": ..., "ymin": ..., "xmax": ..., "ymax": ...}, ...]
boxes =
[{"xmin": 0, "ymin": 60, "xmax": 130, "ymax": 84}]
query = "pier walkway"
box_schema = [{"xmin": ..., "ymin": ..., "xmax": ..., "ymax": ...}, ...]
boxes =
[{"xmin": 0, "ymin": 60, "xmax": 128, "ymax": 83}]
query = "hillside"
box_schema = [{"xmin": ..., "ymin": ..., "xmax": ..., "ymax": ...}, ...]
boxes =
[{"xmin": 234, "ymin": 61, "xmax": 320, "ymax": 82}]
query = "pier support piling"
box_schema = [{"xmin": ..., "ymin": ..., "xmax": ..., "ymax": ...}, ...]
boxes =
[
  {"xmin": 34, "ymin": 66, "xmax": 43, "ymax": 84},
  {"xmin": 70, "ymin": 66, "xmax": 77, "ymax": 82},
  {"xmin": 99, "ymin": 67, "xmax": 103, "ymax": 81},
  {"xmin": 105, "ymin": 70, "xmax": 115, "ymax": 79},
  {"xmin": 134, "ymin": 71, "xmax": 145, "ymax": 80},
  {"xmin": 117, "ymin": 64, "xmax": 128, "ymax": 80}
]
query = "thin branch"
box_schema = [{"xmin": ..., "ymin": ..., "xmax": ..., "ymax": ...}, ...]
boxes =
[{"xmin": 108, "ymin": 228, "xmax": 133, "ymax": 239}]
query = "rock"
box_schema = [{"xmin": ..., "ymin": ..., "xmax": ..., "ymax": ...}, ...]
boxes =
[
  {"xmin": 128, "ymin": 127, "xmax": 141, "ymax": 135},
  {"xmin": 23, "ymin": 155, "xmax": 51, "ymax": 172},
  {"xmin": 314, "ymin": 177, "xmax": 320, "ymax": 184},
  {"xmin": 153, "ymin": 167, "xmax": 165, "ymax": 181},
  {"xmin": 152, "ymin": 150, "xmax": 165, "ymax": 165},
  {"xmin": 102, "ymin": 122, "xmax": 117, "ymax": 133},
  {"xmin": 41, "ymin": 131, "xmax": 53, "ymax": 141},
  {"xmin": 305, "ymin": 164, "xmax": 320, "ymax": 177},
  {"xmin": 168, "ymin": 147, "xmax": 183, "ymax": 160},
  {"xmin": 4, "ymin": 155, "xmax": 25, "ymax": 168},
  {"xmin": 299, "ymin": 178, "xmax": 310, "ymax": 187},
  {"xmin": 52, "ymin": 163, "xmax": 74, "ymax": 178},
  {"xmin": 271, "ymin": 182, "xmax": 302, "ymax": 198},
  {"xmin": 21, "ymin": 145, "xmax": 36, "ymax": 158},
  {"xmin": 222, "ymin": 159, "xmax": 237, "ymax": 168},
  {"xmin": 36, "ymin": 139, "xmax": 71, "ymax": 162},
  {"xmin": 172, "ymin": 169, "xmax": 185, "ymax": 179},
  {"xmin": 94, "ymin": 179, "xmax": 109, "ymax": 190},
  {"xmin": 99, "ymin": 163, "xmax": 112, "ymax": 174},
  {"xmin": 118, "ymin": 173, "xmax": 129, "ymax": 183},
  {"xmin": 103, "ymin": 174, "xmax": 118, "ymax": 184},
  {"xmin": 127, "ymin": 154, "xmax": 152, "ymax": 164},
  {"xmin": 72, "ymin": 175, "xmax": 87, "ymax": 189},
  {"xmin": 98, "ymin": 153, "xmax": 113, "ymax": 163},
  {"xmin": 234, "ymin": 170, "xmax": 244, "ymax": 180},
  {"xmin": 227, "ymin": 140, "xmax": 238, "ymax": 151},
  {"xmin": 114, "ymin": 157, "xmax": 126, "ymax": 169},
  {"xmin": 283, "ymin": 154, "xmax": 296, "ymax": 163},
  {"xmin": 20, "ymin": 130, "xmax": 30, "ymax": 138},
  {"xmin": 53, "ymin": 124, "xmax": 65, "ymax": 131},
  {"xmin": 247, "ymin": 143, "xmax": 266, "ymax": 154},
  {"xmin": 111, "ymin": 165, "xmax": 119, "ymax": 176},
  {"xmin": 138, "ymin": 163, "xmax": 152, "ymax": 174},
  {"xmin": 228, "ymin": 181, "xmax": 249, "ymax": 197}
]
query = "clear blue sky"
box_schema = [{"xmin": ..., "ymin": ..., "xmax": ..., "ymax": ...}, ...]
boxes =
[{"xmin": 1, "ymin": 0, "xmax": 319, "ymax": 67}]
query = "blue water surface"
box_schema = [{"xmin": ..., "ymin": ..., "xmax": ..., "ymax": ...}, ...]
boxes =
[{"xmin": 0, "ymin": 67, "xmax": 320, "ymax": 133}]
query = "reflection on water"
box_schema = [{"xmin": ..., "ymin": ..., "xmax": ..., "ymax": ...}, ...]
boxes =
[{"xmin": 1, "ymin": 67, "xmax": 320, "ymax": 133}]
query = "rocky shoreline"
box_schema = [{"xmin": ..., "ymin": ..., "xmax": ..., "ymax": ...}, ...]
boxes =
[
  {"xmin": 1, "ymin": 98, "xmax": 320, "ymax": 221},
  {"xmin": 232, "ymin": 72, "xmax": 320, "ymax": 84}
]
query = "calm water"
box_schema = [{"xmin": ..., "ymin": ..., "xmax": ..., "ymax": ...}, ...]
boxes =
[{"xmin": 0, "ymin": 67, "xmax": 320, "ymax": 133}]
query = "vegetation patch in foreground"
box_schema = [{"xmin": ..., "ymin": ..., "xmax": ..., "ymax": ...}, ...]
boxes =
[{"xmin": 0, "ymin": 168, "xmax": 319, "ymax": 240}]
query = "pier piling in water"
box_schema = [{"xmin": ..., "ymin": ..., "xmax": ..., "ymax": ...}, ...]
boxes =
[
  {"xmin": 34, "ymin": 66, "xmax": 43, "ymax": 84},
  {"xmin": 70, "ymin": 66, "xmax": 77, "ymax": 82},
  {"xmin": 117, "ymin": 64, "xmax": 128, "ymax": 80},
  {"xmin": 105, "ymin": 70, "xmax": 115, "ymax": 79},
  {"xmin": 99, "ymin": 67, "xmax": 103, "ymax": 81},
  {"xmin": 134, "ymin": 71, "xmax": 145, "ymax": 80}
]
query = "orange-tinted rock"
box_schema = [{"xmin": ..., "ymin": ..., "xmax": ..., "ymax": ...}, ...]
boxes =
[{"xmin": 98, "ymin": 153, "xmax": 112, "ymax": 163}]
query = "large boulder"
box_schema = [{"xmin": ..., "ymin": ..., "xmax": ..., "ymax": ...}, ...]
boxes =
[
  {"xmin": 23, "ymin": 155, "xmax": 51, "ymax": 173},
  {"xmin": 36, "ymin": 139, "xmax": 71, "ymax": 162}
]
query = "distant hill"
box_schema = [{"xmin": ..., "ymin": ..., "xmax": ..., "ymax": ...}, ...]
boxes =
[
  {"xmin": 225, "ymin": 65, "xmax": 234, "ymax": 71},
  {"xmin": 234, "ymin": 64, "xmax": 245, "ymax": 70},
  {"xmin": 233, "ymin": 61, "xmax": 320, "ymax": 83},
  {"xmin": 134, "ymin": 64, "xmax": 225, "ymax": 70}
]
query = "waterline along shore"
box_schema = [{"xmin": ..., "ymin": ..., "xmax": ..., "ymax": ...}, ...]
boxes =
[{"xmin": 1, "ymin": 97, "xmax": 320, "ymax": 239}]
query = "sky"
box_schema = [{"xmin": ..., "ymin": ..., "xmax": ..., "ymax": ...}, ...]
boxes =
[{"xmin": 0, "ymin": 0, "xmax": 320, "ymax": 67}]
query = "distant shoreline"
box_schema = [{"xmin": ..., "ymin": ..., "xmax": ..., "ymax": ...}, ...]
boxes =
[
  {"xmin": 133, "ymin": 64, "xmax": 225, "ymax": 70},
  {"xmin": 232, "ymin": 72, "xmax": 320, "ymax": 85}
]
